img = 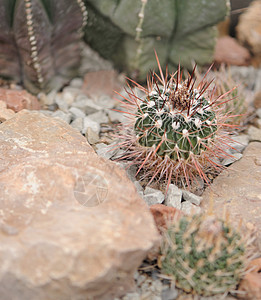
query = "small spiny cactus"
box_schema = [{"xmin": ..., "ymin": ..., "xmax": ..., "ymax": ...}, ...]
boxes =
[
  {"xmin": 115, "ymin": 54, "xmax": 237, "ymax": 190},
  {"xmin": 159, "ymin": 213, "xmax": 250, "ymax": 296},
  {"xmin": 212, "ymin": 65, "xmax": 250, "ymax": 128}
]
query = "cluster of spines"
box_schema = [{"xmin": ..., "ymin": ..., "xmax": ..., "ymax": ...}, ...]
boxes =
[
  {"xmin": 159, "ymin": 213, "xmax": 251, "ymax": 296},
  {"xmin": 115, "ymin": 54, "xmax": 237, "ymax": 189}
]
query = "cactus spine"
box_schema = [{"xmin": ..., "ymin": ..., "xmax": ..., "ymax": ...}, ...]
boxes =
[
  {"xmin": 116, "ymin": 54, "xmax": 236, "ymax": 190},
  {"xmin": 159, "ymin": 213, "xmax": 249, "ymax": 296}
]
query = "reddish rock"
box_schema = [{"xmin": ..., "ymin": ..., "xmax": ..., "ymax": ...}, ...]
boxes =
[
  {"xmin": 214, "ymin": 36, "xmax": 251, "ymax": 66},
  {"xmin": 0, "ymin": 88, "xmax": 40, "ymax": 112},
  {"xmin": 237, "ymin": 1, "xmax": 261, "ymax": 66},
  {"xmin": 202, "ymin": 142, "xmax": 261, "ymax": 252},
  {"xmin": 238, "ymin": 258, "xmax": 261, "ymax": 300},
  {"xmin": 82, "ymin": 70, "xmax": 123, "ymax": 97},
  {"xmin": 0, "ymin": 100, "xmax": 15, "ymax": 122},
  {"xmin": 150, "ymin": 204, "xmax": 183, "ymax": 232},
  {"xmin": 0, "ymin": 110, "xmax": 159, "ymax": 300}
]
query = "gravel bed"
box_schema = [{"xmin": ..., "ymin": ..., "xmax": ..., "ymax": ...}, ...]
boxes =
[{"xmin": 35, "ymin": 49, "xmax": 261, "ymax": 299}]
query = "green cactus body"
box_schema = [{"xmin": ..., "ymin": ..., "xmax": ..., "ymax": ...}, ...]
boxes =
[
  {"xmin": 160, "ymin": 214, "xmax": 246, "ymax": 296},
  {"xmin": 84, "ymin": 0, "xmax": 229, "ymax": 79},
  {"xmin": 134, "ymin": 83, "xmax": 217, "ymax": 161},
  {"xmin": 116, "ymin": 56, "xmax": 235, "ymax": 189}
]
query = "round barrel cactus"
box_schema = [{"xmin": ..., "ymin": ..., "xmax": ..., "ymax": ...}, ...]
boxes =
[
  {"xmin": 160, "ymin": 213, "xmax": 248, "ymax": 296},
  {"xmin": 115, "ymin": 54, "xmax": 236, "ymax": 189},
  {"xmin": 84, "ymin": 0, "xmax": 229, "ymax": 80}
]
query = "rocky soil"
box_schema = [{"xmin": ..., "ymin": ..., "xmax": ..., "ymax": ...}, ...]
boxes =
[{"xmin": 0, "ymin": 40, "xmax": 261, "ymax": 299}]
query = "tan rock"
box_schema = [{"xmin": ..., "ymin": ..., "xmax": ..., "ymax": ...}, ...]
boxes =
[
  {"xmin": 237, "ymin": 1, "xmax": 261, "ymax": 66},
  {"xmin": 248, "ymin": 126, "xmax": 261, "ymax": 142},
  {"xmin": 214, "ymin": 36, "xmax": 251, "ymax": 66},
  {"xmin": 0, "ymin": 110, "xmax": 159, "ymax": 300},
  {"xmin": 201, "ymin": 142, "xmax": 261, "ymax": 252},
  {"xmin": 0, "ymin": 88, "xmax": 41, "ymax": 112},
  {"xmin": 254, "ymin": 91, "xmax": 261, "ymax": 109},
  {"xmin": 238, "ymin": 258, "xmax": 261, "ymax": 300},
  {"xmin": 0, "ymin": 100, "xmax": 15, "ymax": 122},
  {"xmin": 82, "ymin": 70, "xmax": 122, "ymax": 97}
]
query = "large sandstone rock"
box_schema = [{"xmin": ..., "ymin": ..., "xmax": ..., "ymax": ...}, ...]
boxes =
[
  {"xmin": 202, "ymin": 142, "xmax": 261, "ymax": 252},
  {"xmin": 0, "ymin": 110, "xmax": 159, "ymax": 300}
]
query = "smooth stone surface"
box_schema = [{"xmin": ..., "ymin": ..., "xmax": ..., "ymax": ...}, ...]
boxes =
[
  {"xmin": 52, "ymin": 110, "xmax": 72, "ymax": 124},
  {"xmin": 143, "ymin": 187, "xmax": 165, "ymax": 206},
  {"xmin": 181, "ymin": 201, "xmax": 201, "ymax": 215},
  {"xmin": 228, "ymin": 134, "xmax": 250, "ymax": 153},
  {"xmin": 202, "ymin": 142, "xmax": 261, "ymax": 252},
  {"xmin": 248, "ymin": 126, "xmax": 261, "ymax": 142},
  {"xmin": 82, "ymin": 116, "xmax": 100, "ymax": 135},
  {"xmin": 70, "ymin": 117, "xmax": 83, "ymax": 133},
  {"xmin": 222, "ymin": 152, "xmax": 243, "ymax": 166},
  {"xmin": 164, "ymin": 184, "xmax": 182, "ymax": 209},
  {"xmin": 69, "ymin": 107, "xmax": 86, "ymax": 119},
  {"xmin": 182, "ymin": 190, "xmax": 202, "ymax": 206},
  {"xmin": 0, "ymin": 110, "xmax": 159, "ymax": 300}
]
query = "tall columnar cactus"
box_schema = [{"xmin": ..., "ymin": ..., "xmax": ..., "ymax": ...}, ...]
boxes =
[
  {"xmin": 159, "ymin": 213, "xmax": 252, "ymax": 296},
  {"xmin": 84, "ymin": 0, "xmax": 230, "ymax": 80},
  {"xmin": 0, "ymin": 0, "xmax": 87, "ymax": 94},
  {"xmin": 115, "ymin": 54, "xmax": 237, "ymax": 189}
]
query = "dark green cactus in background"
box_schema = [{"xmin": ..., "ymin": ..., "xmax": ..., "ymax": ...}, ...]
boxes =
[
  {"xmin": 0, "ymin": 0, "xmax": 87, "ymax": 94},
  {"xmin": 0, "ymin": 0, "xmax": 229, "ymax": 94},
  {"xmin": 84, "ymin": 0, "xmax": 229, "ymax": 80}
]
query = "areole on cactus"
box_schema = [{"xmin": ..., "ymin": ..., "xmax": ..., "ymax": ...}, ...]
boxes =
[{"xmin": 114, "ymin": 53, "xmax": 238, "ymax": 190}]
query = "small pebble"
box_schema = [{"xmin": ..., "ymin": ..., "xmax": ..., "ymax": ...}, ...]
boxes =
[
  {"xmin": 95, "ymin": 94, "xmax": 117, "ymax": 109},
  {"xmin": 182, "ymin": 190, "xmax": 202, "ymax": 206},
  {"xmin": 107, "ymin": 109, "xmax": 127, "ymax": 123},
  {"xmin": 62, "ymin": 90, "xmax": 76, "ymax": 105},
  {"xmin": 69, "ymin": 107, "xmax": 86, "ymax": 119},
  {"xmin": 55, "ymin": 94, "xmax": 69, "ymax": 111},
  {"xmin": 134, "ymin": 181, "xmax": 143, "ymax": 195},
  {"xmin": 86, "ymin": 127, "xmax": 100, "ymax": 145},
  {"xmin": 161, "ymin": 286, "xmax": 178, "ymax": 300},
  {"xmin": 248, "ymin": 126, "xmax": 261, "ymax": 142},
  {"xmin": 73, "ymin": 95, "xmax": 102, "ymax": 115},
  {"xmin": 125, "ymin": 164, "xmax": 137, "ymax": 182},
  {"xmin": 70, "ymin": 118, "xmax": 83, "ymax": 132},
  {"xmin": 164, "ymin": 184, "xmax": 182, "ymax": 209},
  {"xmin": 222, "ymin": 152, "xmax": 243, "ymax": 166},
  {"xmin": 82, "ymin": 116, "xmax": 100, "ymax": 135},
  {"xmin": 181, "ymin": 201, "xmax": 201, "ymax": 214},
  {"xmin": 256, "ymin": 108, "xmax": 261, "ymax": 119},
  {"xmin": 228, "ymin": 134, "xmax": 249, "ymax": 153},
  {"xmin": 52, "ymin": 110, "xmax": 72, "ymax": 124},
  {"xmin": 143, "ymin": 187, "xmax": 165, "ymax": 206},
  {"xmin": 95, "ymin": 143, "xmax": 114, "ymax": 160},
  {"xmin": 70, "ymin": 77, "xmax": 83, "ymax": 88},
  {"xmin": 88, "ymin": 111, "xmax": 109, "ymax": 124}
]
